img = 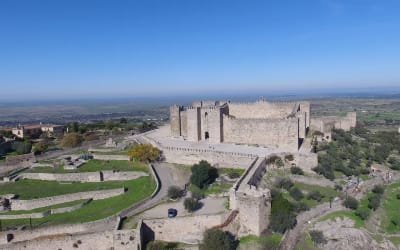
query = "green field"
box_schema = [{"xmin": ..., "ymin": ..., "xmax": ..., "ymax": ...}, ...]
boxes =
[
  {"xmin": 0, "ymin": 176, "xmax": 155, "ymax": 229},
  {"xmin": 24, "ymin": 159, "xmax": 148, "ymax": 174},
  {"xmin": 292, "ymin": 182, "xmax": 340, "ymax": 207},
  {"xmin": 381, "ymin": 181, "xmax": 400, "ymax": 233},
  {"xmin": 0, "ymin": 179, "xmax": 134, "ymax": 199},
  {"xmin": 2, "ymin": 199, "xmax": 87, "ymax": 215}
]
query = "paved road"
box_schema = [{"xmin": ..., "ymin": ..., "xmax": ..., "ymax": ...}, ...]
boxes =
[{"xmin": 119, "ymin": 162, "xmax": 174, "ymax": 218}]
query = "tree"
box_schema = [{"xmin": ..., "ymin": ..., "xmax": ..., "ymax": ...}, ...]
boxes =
[
  {"xmin": 269, "ymin": 193, "xmax": 297, "ymax": 233},
  {"xmin": 307, "ymin": 190, "xmax": 323, "ymax": 202},
  {"xmin": 167, "ymin": 186, "xmax": 182, "ymax": 200},
  {"xmin": 11, "ymin": 141, "xmax": 32, "ymax": 154},
  {"xmin": 355, "ymin": 207, "xmax": 371, "ymax": 220},
  {"xmin": 33, "ymin": 142, "xmax": 48, "ymax": 154},
  {"xmin": 200, "ymin": 229, "xmax": 235, "ymax": 250},
  {"xmin": 127, "ymin": 144, "xmax": 160, "ymax": 162},
  {"xmin": 184, "ymin": 197, "xmax": 199, "ymax": 212},
  {"xmin": 190, "ymin": 160, "xmax": 217, "ymax": 189},
  {"xmin": 61, "ymin": 133, "xmax": 83, "ymax": 148},
  {"xmin": 368, "ymin": 194, "xmax": 381, "ymax": 210},
  {"xmin": 372, "ymin": 185, "xmax": 385, "ymax": 195},
  {"xmin": 290, "ymin": 166, "xmax": 304, "ymax": 175},
  {"xmin": 119, "ymin": 117, "xmax": 127, "ymax": 124},
  {"xmin": 274, "ymin": 177, "xmax": 294, "ymax": 190},
  {"xmin": 343, "ymin": 196, "xmax": 358, "ymax": 210}
]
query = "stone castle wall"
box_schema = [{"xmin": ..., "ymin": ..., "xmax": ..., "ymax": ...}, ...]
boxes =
[
  {"xmin": 223, "ymin": 116, "xmax": 299, "ymax": 151},
  {"xmin": 142, "ymin": 214, "xmax": 224, "ymax": 244},
  {"xmin": 311, "ymin": 112, "xmax": 357, "ymax": 133},
  {"xmin": 161, "ymin": 146, "xmax": 256, "ymax": 168},
  {"xmin": 228, "ymin": 101, "xmax": 296, "ymax": 119},
  {"xmin": 11, "ymin": 188, "xmax": 125, "ymax": 210}
]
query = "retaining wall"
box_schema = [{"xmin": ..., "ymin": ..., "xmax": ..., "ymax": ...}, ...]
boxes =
[
  {"xmin": 11, "ymin": 188, "xmax": 125, "ymax": 210},
  {"xmin": 19, "ymin": 171, "xmax": 147, "ymax": 183},
  {"xmin": 92, "ymin": 154, "xmax": 130, "ymax": 161}
]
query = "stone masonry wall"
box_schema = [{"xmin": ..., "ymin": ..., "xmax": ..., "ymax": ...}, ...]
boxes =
[
  {"xmin": 19, "ymin": 171, "xmax": 147, "ymax": 183},
  {"xmin": 162, "ymin": 146, "xmax": 256, "ymax": 168},
  {"xmin": 223, "ymin": 116, "xmax": 299, "ymax": 151},
  {"xmin": 228, "ymin": 101, "xmax": 295, "ymax": 119},
  {"xmin": 11, "ymin": 188, "xmax": 125, "ymax": 210},
  {"xmin": 143, "ymin": 214, "xmax": 224, "ymax": 244}
]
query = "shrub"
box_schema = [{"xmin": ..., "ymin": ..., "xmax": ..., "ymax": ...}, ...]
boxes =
[
  {"xmin": 127, "ymin": 144, "xmax": 160, "ymax": 162},
  {"xmin": 391, "ymin": 217, "xmax": 400, "ymax": 226},
  {"xmin": 343, "ymin": 196, "xmax": 359, "ymax": 210},
  {"xmin": 355, "ymin": 207, "xmax": 371, "ymax": 220},
  {"xmin": 294, "ymin": 201, "xmax": 310, "ymax": 212},
  {"xmin": 396, "ymin": 193, "xmax": 400, "ymax": 200},
  {"xmin": 190, "ymin": 161, "xmax": 218, "ymax": 189},
  {"xmin": 11, "ymin": 141, "xmax": 32, "ymax": 154},
  {"xmin": 307, "ymin": 190, "xmax": 323, "ymax": 202},
  {"xmin": 274, "ymin": 177, "xmax": 294, "ymax": 190},
  {"xmin": 285, "ymin": 154, "xmax": 294, "ymax": 161},
  {"xmin": 309, "ymin": 230, "xmax": 327, "ymax": 245},
  {"xmin": 371, "ymin": 185, "xmax": 385, "ymax": 195},
  {"xmin": 61, "ymin": 133, "xmax": 83, "ymax": 148},
  {"xmin": 368, "ymin": 194, "xmax": 381, "ymax": 210},
  {"xmin": 227, "ymin": 172, "xmax": 240, "ymax": 179},
  {"xmin": 290, "ymin": 166, "xmax": 304, "ymax": 175},
  {"xmin": 184, "ymin": 197, "xmax": 199, "ymax": 212},
  {"xmin": 334, "ymin": 184, "xmax": 343, "ymax": 191},
  {"xmin": 289, "ymin": 187, "xmax": 304, "ymax": 201},
  {"xmin": 167, "ymin": 186, "xmax": 182, "ymax": 200},
  {"xmin": 200, "ymin": 229, "xmax": 235, "ymax": 250}
]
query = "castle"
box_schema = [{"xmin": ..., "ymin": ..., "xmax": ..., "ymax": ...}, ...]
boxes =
[{"xmin": 170, "ymin": 99, "xmax": 311, "ymax": 151}]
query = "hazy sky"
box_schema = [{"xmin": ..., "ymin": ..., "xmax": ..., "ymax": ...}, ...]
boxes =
[{"xmin": 1, "ymin": 0, "xmax": 400, "ymax": 100}]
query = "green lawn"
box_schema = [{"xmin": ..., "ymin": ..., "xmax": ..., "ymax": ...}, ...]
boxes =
[
  {"xmin": 24, "ymin": 159, "xmax": 148, "ymax": 174},
  {"xmin": 0, "ymin": 176, "xmax": 155, "ymax": 229},
  {"xmin": 318, "ymin": 210, "xmax": 364, "ymax": 228},
  {"xmin": 239, "ymin": 233, "xmax": 282, "ymax": 249},
  {"xmin": 293, "ymin": 182, "xmax": 340, "ymax": 207},
  {"xmin": 381, "ymin": 181, "xmax": 400, "ymax": 233},
  {"xmin": 0, "ymin": 179, "xmax": 133, "ymax": 199},
  {"xmin": 217, "ymin": 168, "xmax": 245, "ymax": 176}
]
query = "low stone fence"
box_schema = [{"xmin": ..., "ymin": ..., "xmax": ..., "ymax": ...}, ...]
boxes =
[
  {"xmin": 0, "ymin": 199, "xmax": 92, "ymax": 220},
  {"xmin": 18, "ymin": 171, "xmax": 147, "ymax": 183},
  {"xmin": 92, "ymin": 154, "xmax": 130, "ymax": 161},
  {"xmin": 10, "ymin": 188, "xmax": 125, "ymax": 210}
]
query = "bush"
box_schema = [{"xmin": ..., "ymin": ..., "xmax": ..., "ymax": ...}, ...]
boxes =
[
  {"xmin": 294, "ymin": 201, "xmax": 310, "ymax": 212},
  {"xmin": 396, "ymin": 193, "xmax": 400, "ymax": 200},
  {"xmin": 11, "ymin": 141, "xmax": 32, "ymax": 154},
  {"xmin": 285, "ymin": 154, "xmax": 294, "ymax": 161},
  {"xmin": 190, "ymin": 161, "xmax": 218, "ymax": 189},
  {"xmin": 127, "ymin": 144, "xmax": 160, "ymax": 162},
  {"xmin": 200, "ymin": 229, "xmax": 235, "ymax": 250},
  {"xmin": 167, "ymin": 186, "xmax": 182, "ymax": 200},
  {"xmin": 146, "ymin": 241, "xmax": 178, "ymax": 250},
  {"xmin": 289, "ymin": 187, "xmax": 304, "ymax": 201},
  {"xmin": 274, "ymin": 177, "xmax": 294, "ymax": 190},
  {"xmin": 33, "ymin": 142, "xmax": 48, "ymax": 154},
  {"xmin": 391, "ymin": 217, "xmax": 400, "ymax": 226},
  {"xmin": 355, "ymin": 207, "xmax": 371, "ymax": 220},
  {"xmin": 334, "ymin": 184, "xmax": 343, "ymax": 191},
  {"xmin": 368, "ymin": 194, "xmax": 381, "ymax": 210},
  {"xmin": 61, "ymin": 133, "xmax": 83, "ymax": 148},
  {"xmin": 307, "ymin": 190, "xmax": 323, "ymax": 202},
  {"xmin": 227, "ymin": 172, "xmax": 241, "ymax": 179},
  {"xmin": 290, "ymin": 167, "xmax": 304, "ymax": 175},
  {"xmin": 372, "ymin": 185, "xmax": 385, "ymax": 195},
  {"xmin": 184, "ymin": 197, "xmax": 199, "ymax": 212},
  {"xmin": 309, "ymin": 230, "xmax": 327, "ymax": 245},
  {"xmin": 343, "ymin": 196, "xmax": 359, "ymax": 210}
]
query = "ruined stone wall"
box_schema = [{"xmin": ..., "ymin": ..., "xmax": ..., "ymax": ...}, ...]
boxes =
[
  {"xmin": 228, "ymin": 101, "xmax": 296, "ymax": 119},
  {"xmin": 142, "ymin": 214, "xmax": 224, "ymax": 244},
  {"xmin": 10, "ymin": 188, "xmax": 125, "ymax": 210},
  {"xmin": 161, "ymin": 146, "xmax": 256, "ymax": 168},
  {"xmin": 223, "ymin": 116, "xmax": 299, "ymax": 151},
  {"xmin": 19, "ymin": 171, "xmax": 147, "ymax": 183}
]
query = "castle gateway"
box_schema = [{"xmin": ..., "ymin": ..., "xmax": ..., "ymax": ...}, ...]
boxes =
[{"xmin": 170, "ymin": 99, "xmax": 311, "ymax": 151}]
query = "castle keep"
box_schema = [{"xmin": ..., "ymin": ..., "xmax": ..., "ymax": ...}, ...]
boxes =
[{"xmin": 170, "ymin": 99, "xmax": 311, "ymax": 151}]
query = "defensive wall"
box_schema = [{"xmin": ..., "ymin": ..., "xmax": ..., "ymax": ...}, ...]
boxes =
[
  {"xmin": 10, "ymin": 188, "xmax": 125, "ymax": 210},
  {"xmin": 141, "ymin": 214, "xmax": 225, "ymax": 244},
  {"xmin": 310, "ymin": 112, "xmax": 357, "ymax": 133},
  {"xmin": 161, "ymin": 145, "xmax": 256, "ymax": 168},
  {"xmin": 17, "ymin": 171, "xmax": 147, "ymax": 183},
  {"xmin": 229, "ymin": 157, "xmax": 271, "ymax": 236}
]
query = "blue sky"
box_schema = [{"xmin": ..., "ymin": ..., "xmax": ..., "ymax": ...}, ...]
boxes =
[{"xmin": 0, "ymin": 0, "xmax": 400, "ymax": 100}]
